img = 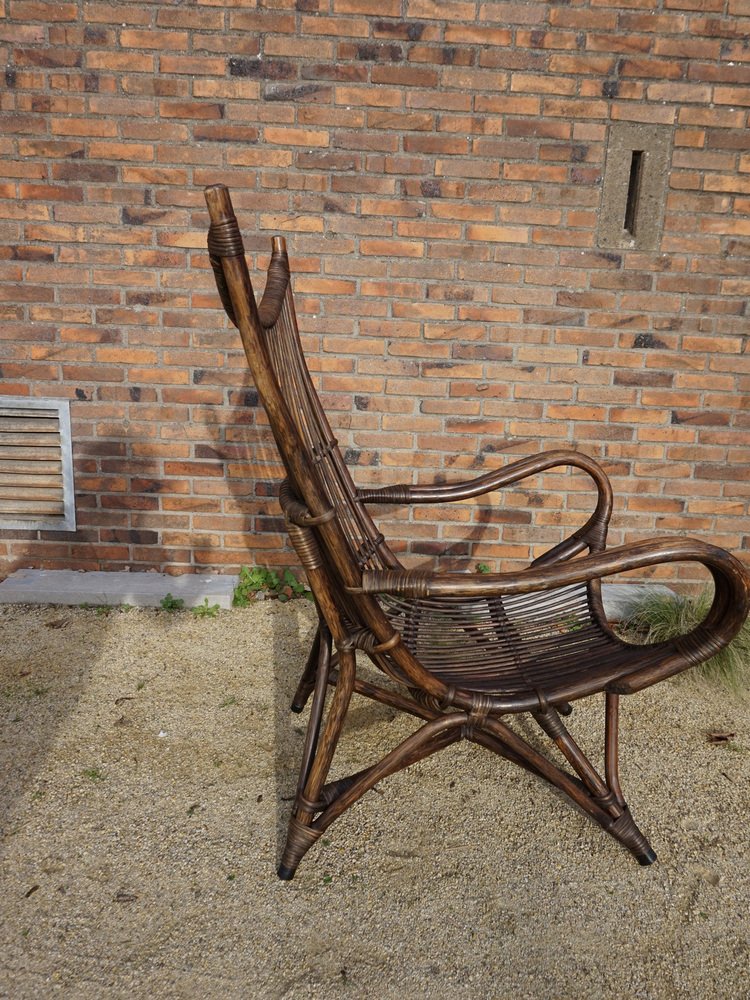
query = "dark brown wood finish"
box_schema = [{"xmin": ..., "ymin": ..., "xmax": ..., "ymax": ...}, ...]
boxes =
[{"xmin": 204, "ymin": 184, "xmax": 750, "ymax": 880}]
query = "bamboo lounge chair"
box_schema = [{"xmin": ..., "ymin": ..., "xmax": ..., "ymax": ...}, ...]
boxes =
[{"xmin": 204, "ymin": 184, "xmax": 750, "ymax": 880}]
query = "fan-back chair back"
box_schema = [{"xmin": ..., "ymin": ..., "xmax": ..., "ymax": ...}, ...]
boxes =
[{"xmin": 204, "ymin": 184, "xmax": 750, "ymax": 880}]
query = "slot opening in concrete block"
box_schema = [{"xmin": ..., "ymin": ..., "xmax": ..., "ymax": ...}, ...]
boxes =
[{"xmin": 597, "ymin": 124, "xmax": 672, "ymax": 252}]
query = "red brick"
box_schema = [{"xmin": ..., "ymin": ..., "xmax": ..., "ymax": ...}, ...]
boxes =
[
  {"xmin": 612, "ymin": 105, "xmax": 678, "ymax": 125},
  {"xmin": 713, "ymin": 86, "xmax": 750, "ymax": 106},
  {"xmin": 480, "ymin": 2, "xmax": 547, "ymax": 25},
  {"xmin": 444, "ymin": 25, "xmax": 512, "ymax": 45},
  {"xmin": 10, "ymin": 1, "xmax": 77, "ymax": 19},
  {"xmin": 160, "ymin": 102, "xmax": 224, "ymax": 120},
  {"xmin": 408, "ymin": 0, "xmax": 476, "ymax": 18},
  {"xmin": 86, "ymin": 51, "xmax": 154, "ymax": 72},
  {"xmin": 549, "ymin": 55, "xmax": 617, "ymax": 76},
  {"xmin": 334, "ymin": 0, "xmax": 401, "ymax": 12},
  {"xmin": 158, "ymin": 55, "xmax": 226, "ymax": 76},
  {"xmin": 120, "ymin": 29, "xmax": 188, "ymax": 50},
  {"xmin": 647, "ymin": 82, "xmax": 713, "ymax": 103},
  {"xmin": 334, "ymin": 85, "xmax": 402, "ymax": 108},
  {"xmin": 466, "ymin": 224, "xmax": 529, "ymax": 244},
  {"xmin": 511, "ymin": 73, "xmax": 577, "ymax": 96},
  {"xmin": 264, "ymin": 126, "xmax": 329, "ymax": 147},
  {"xmin": 299, "ymin": 15, "xmax": 369, "ymax": 37}
]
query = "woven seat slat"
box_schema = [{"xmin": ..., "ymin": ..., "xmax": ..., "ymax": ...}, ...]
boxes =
[{"xmin": 378, "ymin": 586, "xmax": 652, "ymax": 695}]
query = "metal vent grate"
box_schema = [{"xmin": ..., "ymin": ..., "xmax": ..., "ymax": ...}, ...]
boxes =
[{"xmin": 0, "ymin": 397, "xmax": 76, "ymax": 531}]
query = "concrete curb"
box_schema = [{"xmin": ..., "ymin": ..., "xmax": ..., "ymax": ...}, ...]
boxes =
[
  {"xmin": 0, "ymin": 568, "xmax": 677, "ymax": 620},
  {"xmin": 0, "ymin": 568, "xmax": 238, "ymax": 609}
]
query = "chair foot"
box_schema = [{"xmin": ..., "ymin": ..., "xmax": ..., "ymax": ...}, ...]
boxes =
[
  {"xmin": 290, "ymin": 689, "xmax": 312, "ymax": 713},
  {"xmin": 636, "ymin": 847, "xmax": 657, "ymax": 866},
  {"xmin": 278, "ymin": 815, "xmax": 323, "ymax": 881},
  {"xmin": 607, "ymin": 806, "xmax": 656, "ymax": 866},
  {"xmin": 290, "ymin": 664, "xmax": 318, "ymax": 712}
]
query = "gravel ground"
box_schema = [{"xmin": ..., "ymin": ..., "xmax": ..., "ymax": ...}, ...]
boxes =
[{"xmin": 0, "ymin": 600, "xmax": 748, "ymax": 1000}]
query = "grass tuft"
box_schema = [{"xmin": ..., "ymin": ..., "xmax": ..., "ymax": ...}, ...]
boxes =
[{"xmin": 619, "ymin": 587, "xmax": 750, "ymax": 691}]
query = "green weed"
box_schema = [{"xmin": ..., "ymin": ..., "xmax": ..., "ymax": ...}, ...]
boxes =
[
  {"xmin": 233, "ymin": 566, "xmax": 312, "ymax": 606},
  {"xmin": 191, "ymin": 598, "xmax": 221, "ymax": 619},
  {"xmin": 160, "ymin": 593, "xmax": 185, "ymax": 613},
  {"xmin": 82, "ymin": 767, "xmax": 105, "ymax": 782}
]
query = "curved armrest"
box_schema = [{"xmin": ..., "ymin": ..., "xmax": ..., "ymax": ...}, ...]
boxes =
[
  {"xmin": 351, "ymin": 538, "xmax": 750, "ymax": 692},
  {"xmin": 358, "ymin": 449, "xmax": 613, "ymax": 556}
]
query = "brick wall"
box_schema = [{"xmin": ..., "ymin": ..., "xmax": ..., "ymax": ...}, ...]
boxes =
[{"xmin": 1, "ymin": 0, "xmax": 748, "ymax": 586}]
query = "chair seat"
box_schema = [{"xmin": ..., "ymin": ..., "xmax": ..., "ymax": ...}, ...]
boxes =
[{"xmin": 379, "ymin": 583, "xmax": 665, "ymax": 698}]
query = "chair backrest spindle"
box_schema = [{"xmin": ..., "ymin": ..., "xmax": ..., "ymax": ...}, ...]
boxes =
[{"xmin": 204, "ymin": 185, "xmax": 397, "ymax": 591}]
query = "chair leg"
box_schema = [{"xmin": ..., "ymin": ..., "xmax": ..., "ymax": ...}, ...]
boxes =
[
  {"xmin": 485, "ymin": 699, "xmax": 654, "ymax": 865},
  {"xmin": 530, "ymin": 695, "xmax": 656, "ymax": 865},
  {"xmin": 604, "ymin": 691, "xmax": 626, "ymax": 808},
  {"xmin": 294, "ymin": 623, "xmax": 332, "ymax": 800},
  {"xmin": 313, "ymin": 715, "xmax": 465, "ymax": 832},
  {"xmin": 291, "ymin": 622, "xmax": 322, "ymax": 713},
  {"xmin": 278, "ymin": 645, "xmax": 356, "ymax": 880},
  {"xmin": 605, "ymin": 692, "xmax": 656, "ymax": 866},
  {"xmin": 279, "ymin": 712, "xmax": 466, "ymax": 880}
]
